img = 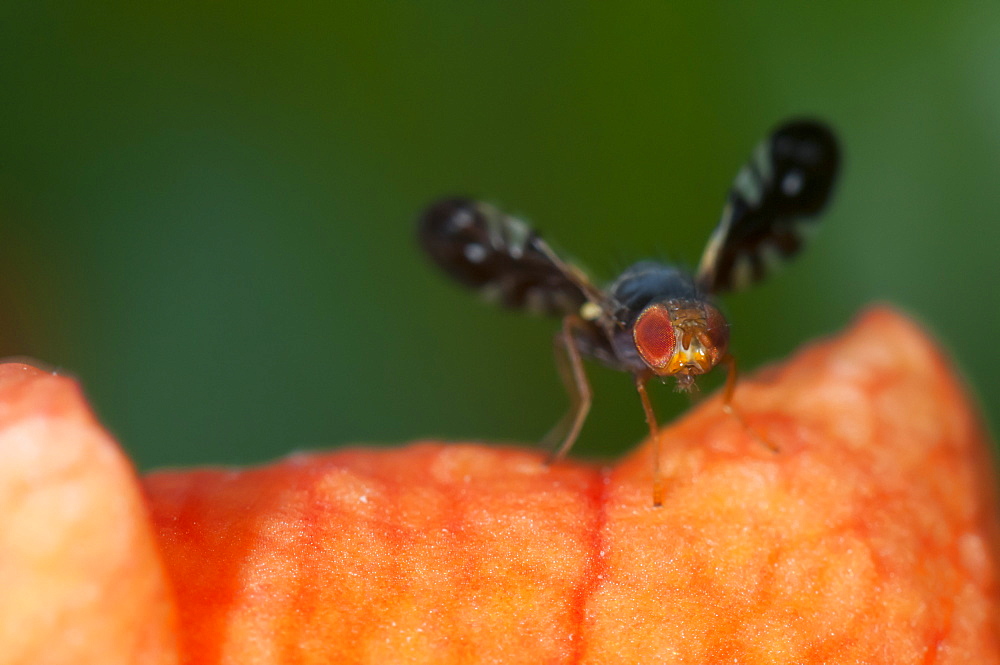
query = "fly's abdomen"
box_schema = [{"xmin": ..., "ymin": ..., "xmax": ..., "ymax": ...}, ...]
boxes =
[{"xmin": 417, "ymin": 198, "xmax": 587, "ymax": 316}]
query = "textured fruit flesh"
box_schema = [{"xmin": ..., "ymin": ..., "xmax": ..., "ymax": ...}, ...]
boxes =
[
  {"xmin": 0, "ymin": 307, "xmax": 997, "ymax": 665},
  {"xmin": 0, "ymin": 364, "xmax": 178, "ymax": 665},
  {"xmin": 144, "ymin": 309, "xmax": 999, "ymax": 664}
]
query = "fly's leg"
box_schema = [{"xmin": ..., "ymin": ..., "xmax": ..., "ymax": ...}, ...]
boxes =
[
  {"xmin": 634, "ymin": 374, "xmax": 664, "ymax": 507},
  {"xmin": 719, "ymin": 354, "xmax": 778, "ymax": 453},
  {"xmin": 543, "ymin": 316, "xmax": 593, "ymax": 464}
]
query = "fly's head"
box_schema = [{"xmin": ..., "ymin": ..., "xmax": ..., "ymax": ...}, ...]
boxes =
[{"xmin": 632, "ymin": 299, "xmax": 730, "ymax": 391}]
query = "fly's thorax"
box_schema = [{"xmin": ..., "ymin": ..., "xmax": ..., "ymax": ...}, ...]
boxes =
[{"xmin": 632, "ymin": 298, "xmax": 730, "ymax": 381}]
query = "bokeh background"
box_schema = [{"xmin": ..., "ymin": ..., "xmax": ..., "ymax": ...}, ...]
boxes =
[{"xmin": 1, "ymin": 4, "xmax": 997, "ymax": 469}]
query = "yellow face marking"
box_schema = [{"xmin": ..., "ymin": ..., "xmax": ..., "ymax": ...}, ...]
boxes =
[{"xmin": 663, "ymin": 335, "xmax": 713, "ymax": 376}]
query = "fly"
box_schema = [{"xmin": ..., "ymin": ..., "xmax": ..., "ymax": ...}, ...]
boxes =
[{"xmin": 417, "ymin": 119, "xmax": 840, "ymax": 506}]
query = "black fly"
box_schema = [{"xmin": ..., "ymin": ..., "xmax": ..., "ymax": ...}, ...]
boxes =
[{"xmin": 418, "ymin": 119, "xmax": 840, "ymax": 505}]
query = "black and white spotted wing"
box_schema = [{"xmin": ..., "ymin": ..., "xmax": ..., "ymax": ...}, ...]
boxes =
[
  {"xmin": 418, "ymin": 198, "xmax": 596, "ymax": 316},
  {"xmin": 696, "ymin": 120, "xmax": 840, "ymax": 294}
]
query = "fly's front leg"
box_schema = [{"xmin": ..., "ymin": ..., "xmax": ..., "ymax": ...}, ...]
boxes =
[
  {"xmin": 634, "ymin": 373, "xmax": 664, "ymax": 507},
  {"xmin": 720, "ymin": 352, "xmax": 739, "ymax": 409},
  {"xmin": 542, "ymin": 316, "xmax": 593, "ymax": 464},
  {"xmin": 719, "ymin": 354, "xmax": 778, "ymax": 453}
]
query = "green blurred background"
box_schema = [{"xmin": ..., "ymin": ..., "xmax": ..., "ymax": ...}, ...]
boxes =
[{"xmin": 1, "ymin": 4, "xmax": 997, "ymax": 470}]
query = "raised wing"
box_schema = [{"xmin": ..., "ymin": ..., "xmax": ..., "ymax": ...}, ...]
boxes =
[
  {"xmin": 417, "ymin": 198, "xmax": 599, "ymax": 316},
  {"xmin": 696, "ymin": 119, "xmax": 840, "ymax": 294}
]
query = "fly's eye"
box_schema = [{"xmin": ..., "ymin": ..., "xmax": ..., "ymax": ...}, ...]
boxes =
[
  {"xmin": 633, "ymin": 305, "xmax": 676, "ymax": 370},
  {"xmin": 704, "ymin": 304, "xmax": 730, "ymax": 364}
]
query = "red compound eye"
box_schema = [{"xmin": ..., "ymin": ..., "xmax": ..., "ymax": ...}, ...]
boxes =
[
  {"xmin": 633, "ymin": 305, "xmax": 676, "ymax": 370},
  {"xmin": 704, "ymin": 304, "xmax": 730, "ymax": 364}
]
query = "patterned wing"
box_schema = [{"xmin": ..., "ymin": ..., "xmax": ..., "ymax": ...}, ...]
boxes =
[
  {"xmin": 417, "ymin": 198, "xmax": 597, "ymax": 316},
  {"xmin": 696, "ymin": 119, "xmax": 840, "ymax": 294}
]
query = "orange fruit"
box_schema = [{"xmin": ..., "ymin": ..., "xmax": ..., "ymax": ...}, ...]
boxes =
[{"xmin": 2, "ymin": 307, "xmax": 997, "ymax": 664}]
